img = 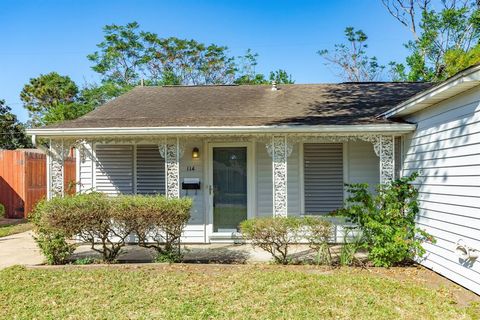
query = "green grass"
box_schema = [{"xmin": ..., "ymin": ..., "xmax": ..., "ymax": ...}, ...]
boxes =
[
  {"xmin": 0, "ymin": 222, "xmax": 32, "ymax": 238},
  {"xmin": 0, "ymin": 265, "xmax": 477, "ymax": 319}
]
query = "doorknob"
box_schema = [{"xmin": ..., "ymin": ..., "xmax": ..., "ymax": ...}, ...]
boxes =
[{"xmin": 209, "ymin": 185, "xmax": 213, "ymax": 195}]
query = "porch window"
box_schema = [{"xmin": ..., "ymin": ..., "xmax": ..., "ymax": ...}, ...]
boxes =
[
  {"xmin": 304, "ymin": 143, "xmax": 344, "ymax": 215},
  {"xmin": 95, "ymin": 145, "xmax": 134, "ymax": 195},
  {"xmin": 136, "ymin": 145, "xmax": 166, "ymax": 195}
]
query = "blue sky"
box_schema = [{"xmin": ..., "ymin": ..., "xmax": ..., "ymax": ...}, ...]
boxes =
[{"xmin": 0, "ymin": 0, "xmax": 412, "ymax": 122}]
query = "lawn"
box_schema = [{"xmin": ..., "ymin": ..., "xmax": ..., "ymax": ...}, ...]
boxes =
[
  {"xmin": 0, "ymin": 221, "xmax": 32, "ymax": 238},
  {"xmin": 0, "ymin": 264, "xmax": 478, "ymax": 319}
]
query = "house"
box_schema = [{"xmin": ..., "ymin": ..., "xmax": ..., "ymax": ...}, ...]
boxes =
[{"xmin": 27, "ymin": 66, "xmax": 480, "ymax": 294}]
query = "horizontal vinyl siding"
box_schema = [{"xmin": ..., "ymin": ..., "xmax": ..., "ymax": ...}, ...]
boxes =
[
  {"xmin": 256, "ymin": 142, "xmax": 273, "ymax": 217},
  {"xmin": 78, "ymin": 142, "xmax": 93, "ymax": 193},
  {"xmin": 304, "ymin": 143, "xmax": 343, "ymax": 215},
  {"xmin": 136, "ymin": 145, "xmax": 165, "ymax": 195},
  {"xmin": 95, "ymin": 144, "xmax": 134, "ymax": 195},
  {"xmin": 404, "ymin": 86, "xmax": 480, "ymax": 295}
]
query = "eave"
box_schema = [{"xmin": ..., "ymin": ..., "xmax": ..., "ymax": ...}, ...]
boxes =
[{"xmin": 26, "ymin": 124, "xmax": 417, "ymax": 138}]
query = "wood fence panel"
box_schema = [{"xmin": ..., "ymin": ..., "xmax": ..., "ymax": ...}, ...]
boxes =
[{"xmin": 0, "ymin": 150, "xmax": 76, "ymax": 218}]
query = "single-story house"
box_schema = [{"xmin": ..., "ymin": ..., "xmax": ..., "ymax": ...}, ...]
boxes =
[{"xmin": 27, "ymin": 65, "xmax": 480, "ymax": 294}]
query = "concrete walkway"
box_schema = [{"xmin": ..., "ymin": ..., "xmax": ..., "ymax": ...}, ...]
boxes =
[{"xmin": 0, "ymin": 231, "xmax": 44, "ymax": 269}]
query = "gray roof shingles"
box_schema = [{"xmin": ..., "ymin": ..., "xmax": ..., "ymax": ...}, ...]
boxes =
[{"xmin": 45, "ymin": 82, "xmax": 432, "ymax": 129}]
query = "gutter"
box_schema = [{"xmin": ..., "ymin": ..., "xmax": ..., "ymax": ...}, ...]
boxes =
[{"xmin": 26, "ymin": 124, "xmax": 417, "ymax": 137}]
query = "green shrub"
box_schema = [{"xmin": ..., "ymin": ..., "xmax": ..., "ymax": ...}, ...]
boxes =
[
  {"xmin": 32, "ymin": 193, "xmax": 192, "ymax": 264},
  {"xmin": 0, "ymin": 203, "xmax": 5, "ymax": 218},
  {"xmin": 240, "ymin": 217, "xmax": 303, "ymax": 265},
  {"xmin": 117, "ymin": 195, "xmax": 192, "ymax": 262},
  {"xmin": 337, "ymin": 172, "xmax": 434, "ymax": 267},
  {"xmin": 303, "ymin": 216, "xmax": 334, "ymax": 265},
  {"xmin": 30, "ymin": 200, "xmax": 75, "ymax": 265}
]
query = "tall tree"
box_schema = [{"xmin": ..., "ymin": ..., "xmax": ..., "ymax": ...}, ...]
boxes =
[
  {"xmin": 0, "ymin": 100, "xmax": 31, "ymax": 149},
  {"xmin": 318, "ymin": 27, "xmax": 385, "ymax": 82},
  {"xmin": 383, "ymin": 0, "xmax": 480, "ymax": 81},
  {"xmin": 20, "ymin": 72, "xmax": 91, "ymax": 126},
  {"xmin": 88, "ymin": 22, "xmax": 148, "ymax": 86}
]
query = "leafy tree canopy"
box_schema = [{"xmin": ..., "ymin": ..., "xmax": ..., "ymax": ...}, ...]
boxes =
[
  {"xmin": 0, "ymin": 100, "xmax": 31, "ymax": 149},
  {"xmin": 384, "ymin": 0, "xmax": 480, "ymax": 81},
  {"xmin": 318, "ymin": 27, "xmax": 385, "ymax": 82},
  {"xmin": 89, "ymin": 22, "xmax": 294, "ymax": 86}
]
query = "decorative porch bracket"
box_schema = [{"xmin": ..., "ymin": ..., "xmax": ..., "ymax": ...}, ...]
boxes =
[
  {"xmin": 266, "ymin": 136, "xmax": 293, "ymax": 217},
  {"xmin": 159, "ymin": 138, "xmax": 184, "ymax": 199}
]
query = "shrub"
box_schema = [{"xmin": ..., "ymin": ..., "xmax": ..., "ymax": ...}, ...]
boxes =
[
  {"xmin": 118, "ymin": 195, "xmax": 192, "ymax": 262},
  {"xmin": 303, "ymin": 216, "xmax": 334, "ymax": 265},
  {"xmin": 30, "ymin": 200, "xmax": 75, "ymax": 265},
  {"xmin": 240, "ymin": 217, "xmax": 302, "ymax": 265},
  {"xmin": 32, "ymin": 193, "xmax": 192, "ymax": 264},
  {"xmin": 0, "ymin": 203, "xmax": 5, "ymax": 218},
  {"xmin": 337, "ymin": 172, "xmax": 434, "ymax": 267}
]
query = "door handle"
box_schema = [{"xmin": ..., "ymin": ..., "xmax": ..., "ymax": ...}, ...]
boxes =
[{"xmin": 209, "ymin": 185, "xmax": 213, "ymax": 195}]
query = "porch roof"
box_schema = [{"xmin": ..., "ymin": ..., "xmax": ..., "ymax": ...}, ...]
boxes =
[{"xmin": 36, "ymin": 82, "xmax": 431, "ymax": 130}]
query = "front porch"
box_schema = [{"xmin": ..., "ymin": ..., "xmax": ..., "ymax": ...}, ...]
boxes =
[{"xmin": 43, "ymin": 132, "xmax": 400, "ymax": 243}]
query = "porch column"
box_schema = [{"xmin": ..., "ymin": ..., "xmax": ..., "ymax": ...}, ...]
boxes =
[
  {"xmin": 48, "ymin": 139, "xmax": 65, "ymax": 199},
  {"xmin": 378, "ymin": 135, "xmax": 395, "ymax": 184},
  {"xmin": 266, "ymin": 136, "xmax": 292, "ymax": 217},
  {"xmin": 159, "ymin": 138, "xmax": 182, "ymax": 199}
]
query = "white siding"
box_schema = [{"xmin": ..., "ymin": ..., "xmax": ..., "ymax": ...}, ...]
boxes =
[
  {"xmin": 78, "ymin": 142, "xmax": 94, "ymax": 193},
  {"xmin": 346, "ymin": 141, "xmax": 379, "ymax": 192},
  {"xmin": 403, "ymin": 86, "xmax": 480, "ymax": 295}
]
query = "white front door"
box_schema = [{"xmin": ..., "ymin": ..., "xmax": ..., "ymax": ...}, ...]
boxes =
[{"xmin": 206, "ymin": 142, "xmax": 255, "ymax": 239}]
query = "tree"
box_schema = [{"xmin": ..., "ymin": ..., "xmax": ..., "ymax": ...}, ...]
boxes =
[
  {"xmin": 318, "ymin": 27, "xmax": 385, "ymax": 82},
  {"xmin": 20, "ymin": 72, "xmax": 80, "ymax": 126},
  {"xmin": 383, "ymin": 0, "xmax": 480, "ymax": 81},
  {"xmin": 88, "ymin": 22, "xmax": 148, "ymax": 86},
  {"xmin": 234, "ymin": 49, "xmax": 295, "ymax": 84},
  {"xmin": 0, "ymin": 100, "xmax": 31, "ymax": 149},
  {"xmin": 90, "ymin": 22, "xmax": 294, "ymax": 86}
]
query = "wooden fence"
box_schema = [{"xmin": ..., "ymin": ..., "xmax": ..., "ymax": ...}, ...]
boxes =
[{"xmin": 0, "ymin": 149, "xmax": 75, "ymax": 218}]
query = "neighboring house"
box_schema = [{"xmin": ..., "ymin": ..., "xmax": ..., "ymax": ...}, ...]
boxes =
[{"xmin": 27, "ymin": 65, "xmax": 480, "ymax": 294}]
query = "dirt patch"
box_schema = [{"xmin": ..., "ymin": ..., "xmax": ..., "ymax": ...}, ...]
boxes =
[{"xmin": 0, "ymin": 218, "xmax": 26, "ymax": 227}]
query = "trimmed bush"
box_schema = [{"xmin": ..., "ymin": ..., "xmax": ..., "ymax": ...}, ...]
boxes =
[
  {"xmin": 32, "ymin": 193, "xmax": 192, "ymax": 264},
  {"xmin": 337, "ymin": 172, "xmax": 434, "ymax": 267},
  {"xmin": 240, "ymin": 217, "xmax": 303, "ymax": 265},
  {"xmin": 116, "ymin": 195, "xmax": 192, "ymax": 262},
  {"xmin": 0, "ymin": 203, "xmax": 5, "ymax": 218},
  {"xmin": 30, "ymin": 200, "xmax": 75, "ymax": 265}
]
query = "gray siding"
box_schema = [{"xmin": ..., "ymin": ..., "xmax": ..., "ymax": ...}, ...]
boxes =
[
  {"xmin": 78, "ymin": 142, "xmax": 93, "ymax": 193},
  {"xmin": 403, "ymin": 86, "xmax": 480, "ymax": 295}
]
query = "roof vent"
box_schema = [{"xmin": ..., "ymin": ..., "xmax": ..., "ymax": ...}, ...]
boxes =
[{"xmin": 271, "ymin": 81, "xmax": 278, "ymax": 91}]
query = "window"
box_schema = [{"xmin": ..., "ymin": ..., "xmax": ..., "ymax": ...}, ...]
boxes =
[{"xmin": 304, "ymin": 143, "xmax": 344, "ymax": 215}]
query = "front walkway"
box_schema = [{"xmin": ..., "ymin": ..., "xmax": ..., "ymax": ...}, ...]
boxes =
[{"xmin": 0, "ymin": 231, "xmax": 44, "ymax": 269}]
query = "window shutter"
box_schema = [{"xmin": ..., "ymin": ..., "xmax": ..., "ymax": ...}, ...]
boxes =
[
  {"xmin": 304, "ymin": 143, "xmax": 344, "ymax": 215},
  {"xmin": 95, "ymin": 145, "xmax": 134, "ymax": 195},
  {"xmin": 136, "ymin": 145, "xmax": 165, "ymax": 195}
]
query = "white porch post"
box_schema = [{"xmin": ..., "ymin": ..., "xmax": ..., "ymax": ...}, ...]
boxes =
[
  {"xmin": 159, "ymin": 137, "xmax": 182, "ymax": 199},
  {"xmin": 48, "ymin": 138, "xmax": 65, "ymax": 199},
  {"xmin": 266, "ymin": 136, "xmax": 291, "ymax": 217}
]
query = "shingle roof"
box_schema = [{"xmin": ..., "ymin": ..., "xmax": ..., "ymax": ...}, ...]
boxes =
[{"xmin": 45, "ymin": 82, "xmax": 432, "ymax": 128}]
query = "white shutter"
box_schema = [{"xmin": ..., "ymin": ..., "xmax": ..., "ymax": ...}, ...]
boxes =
[
  {"xmin": 136, "ymin": 145, "xmax": 165, "ymax": 195},
  {"xmin": 304, "ymin": 143, "xmax": 344, "ymax": 215},
  {"xmin": 95, "ymin": 145, "xmax": 134, "ymax": 195}
]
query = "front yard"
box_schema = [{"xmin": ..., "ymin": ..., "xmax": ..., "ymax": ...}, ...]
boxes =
[
  {"xmin": 0, "ymin": 219, "xmax": 32, "ymax": 238},
  {"xmin": 1, "ymin": 264, "xmax": 478, "ymax": 320}
]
